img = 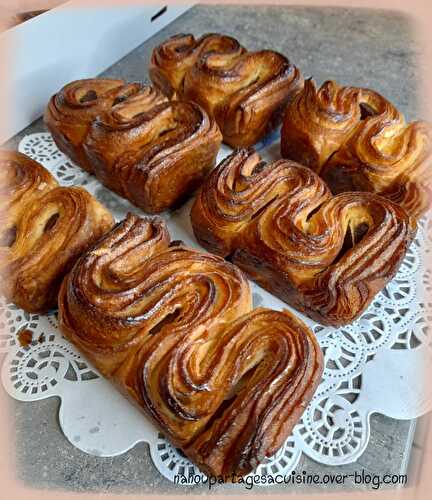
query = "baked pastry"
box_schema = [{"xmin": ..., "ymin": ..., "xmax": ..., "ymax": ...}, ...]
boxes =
[
  {"xmin": 281, "ymin": 79, "xmax": 432, "ymax": 218},
  {"xmin": 150, "ymin": 33, "xmax": 304, "ymax": 148},
  {"xmin": 191, "ymin": 149, "xmax": 416, "ymax": 326},
  {"xmin": 0, "ymin": 150, "xmax": 114, "ymax": 313},
  {"xmin": 45, "ymin": 79, "xmax": 222, "ymax": 213},
  {"xmin": 58, "ymin": 212, "xmax": 323, "ymax": 477},
  {"xmin": 44, "ymin": 78, "xmax": 132, "ymax": 172},
  {"xmin": 280, "ymin": 79, "xmax": 362, "ymax": 171},
  {"xmin": 321, "ymin": 93, "xmax": 432, "ymax": 219},
  {"xmin": 0, "ymin": 150, "xmax": 58, "ymax": 244}
]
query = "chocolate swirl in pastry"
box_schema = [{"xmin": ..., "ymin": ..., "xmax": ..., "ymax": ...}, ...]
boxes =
[
  {"xmin": 58, "ymin": 213, "xmax": 323, "ymax": 477},
  {"xmin": 150, "ymin": 33, "xmax": 304, "ymax": 148},
  {"xmin": 191, "ymin": 149, "xmax": 416, "ymax": 326},
  {"xmin": 381, "ymin": 176, "xmax": 432, "ymax": 222},
  {"xmin": 149, "ymin": 33, "xmax": 244, "ymax": 98},
  {"xmin": 45, "ymin": 79, "xmax": 222, "ymax": 213},
  {"xmin": 0, "ymin": 150, "xmax": 58, "ymax": 245},
  {"xmin": 44, "ymin": 78, "xmax": 134, "ymax": 172},
  {"xmin": 83, "ymin": 87, "xmax": 222, "ymax": 213},
  {"xmin": 281, "ymin": 79, "xmax": 362, "ymax": 172},
  {"xmin": 321, "ymin": 94, "xmax": 432, "ymax": 219},
  {"xmin": 281, "ymin": 80, "xmax": 432, "ymax": 218},
  {"xmin": 0, "ymin": 151, "xmax": 114, "ymax": 313}
]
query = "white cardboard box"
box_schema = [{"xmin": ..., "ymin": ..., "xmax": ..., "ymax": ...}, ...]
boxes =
[{"xmin": 0, "ymin": 1, "xmax": 192, "ymax": 142}]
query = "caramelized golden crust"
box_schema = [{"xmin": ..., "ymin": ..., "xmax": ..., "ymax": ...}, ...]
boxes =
[
  {"xmin": 321, "ymin": 102, "xmax": 432, "ymax": 219},
  {"xmin": 0, "ymin": 150, "xmax": 59, "ymax": 242},
  {"xmin": 191, "ymin": 149, "xmax": 416, "ymax": 326},
  {"xmin": 84, "ymin": 90, "xmax": 222, "ymax": 213},
  {"xmin": 281, "ymin": 80, "xmax": 432, "ymax": 218},
  {"xmin": 44, "ymin": 78, "xmax": 131, "ymax": 172},
  {"xmin": 150, "ymin": 33, "xmax": 304, "ymax": 147},
  {"xmin": 382, "ymin": 177, "xmax": 432, "ymax": 221},
  {"xmin": 281, "ymin": 79, "xmax": 362, "ymax": 172},
  {"xmin": 59, "ymin": 213, "xmax": 323, "ymax": 477},
  {"xmin": 0, "ymin": 151, "xmax": 114, "ymax": 313},
  {"xmin": 150, "ymin": 33, "xmax": 245, "ymax": 98},
  {"xmin": 185, "ymin": 308, "xmax": 322, "ymax": 476},
  {"xmin": 45, "ymin": 79, "xmax": 222, "ymax": 213}
]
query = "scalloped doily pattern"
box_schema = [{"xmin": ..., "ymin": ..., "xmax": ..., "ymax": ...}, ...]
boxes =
[{"xmin": 1, "ymin": 132, "xmax": 431, "ymax": 484}]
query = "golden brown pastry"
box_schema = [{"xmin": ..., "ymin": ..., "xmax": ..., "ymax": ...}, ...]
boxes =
[
  {"xmin": 381, "ymin": 176, "xmax": 432, "ymax": 222},
  {"xmin": 281, "ymin": 80, "xmax": 432, "ymax": 218},
  {"xmin": 45, "ymin": 79, "xmax": 222, "ymax": 213},
  {"xmin": 58, "ymin": 212, "xmax": 323, "ymax": 477},
  {"xmin": 83, "ymin": 87, "xmax": 222, "ymax": 213},
  {"xmin": 44, "ymin": 78, "xmax": 133, "ymax": 172},
  {"xmin": 191, "ymin": 149, "xmax": 416, "ymax": 326},
  {"xmin": 150, "ymin": 33, "xmax": 304, "ymax": 148},
  {"xmin": 321, "ymin": 93, "xmax": 432, "ymax": 219},
  {"xmin": 0, "ymin": 150, "xmax": 59, "ymax": 245},
  {"xmin": 280, "ymin": 79, "xmax": 362, "ymax": 172},
  {"xmin": 0, "ymin": 150, "xmax": 114, "ymax": 313}
]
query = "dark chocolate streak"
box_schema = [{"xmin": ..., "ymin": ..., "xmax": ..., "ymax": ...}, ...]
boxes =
[{"xmin": 58, "ymin": 213, "xmax": 323, "ymax": 477}]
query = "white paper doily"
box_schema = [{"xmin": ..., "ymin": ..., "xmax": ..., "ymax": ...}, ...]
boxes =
[{"xmin": 1, "ymin": 131, "xmax": 431, "ymax": 484}]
